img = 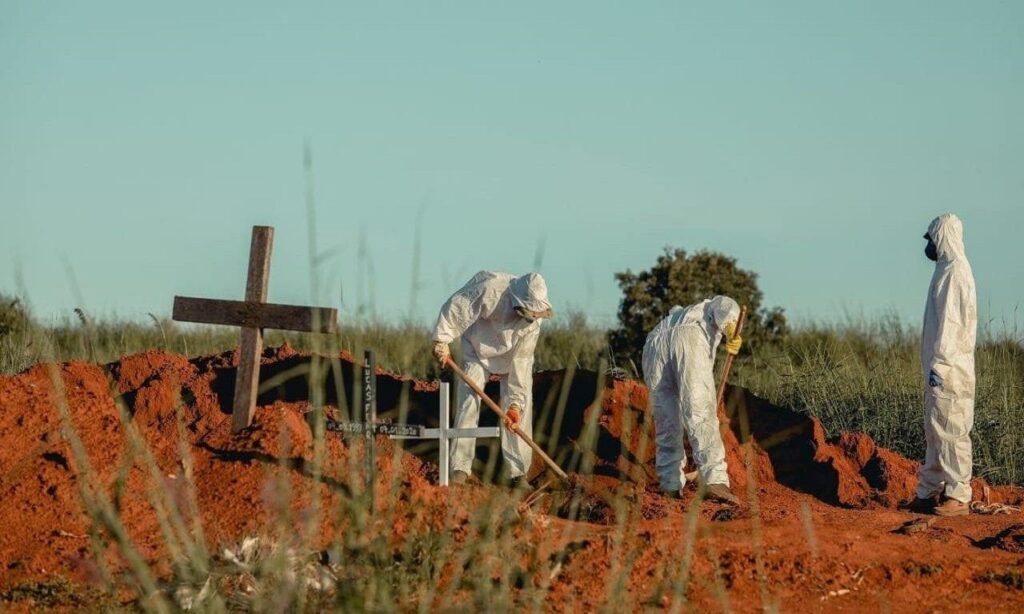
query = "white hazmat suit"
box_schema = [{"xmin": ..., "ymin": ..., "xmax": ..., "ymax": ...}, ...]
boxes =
[
  {"xmin": 643, "ymin": 296, "xmax": 740, "ymax": 492},
  {"xmin": 916, "ymin": 214, "xmax": 977, "ymax": 504},
  {"xmin": 432, "ymin": 271, "xmax": 552, "ymax": 479}
]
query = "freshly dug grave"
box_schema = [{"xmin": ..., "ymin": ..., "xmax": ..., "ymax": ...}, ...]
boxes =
[
  {"xmin": 1, "ymin": 346, "xmax": 1023, "ymax": 611},
  {"xmin": 526, "ymin": 368, "xmax": 1003, "ymax": 511}
]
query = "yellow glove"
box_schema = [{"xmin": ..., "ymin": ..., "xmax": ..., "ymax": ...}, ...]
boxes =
[
  {"xmin": 725, "ymin": 334, "xmax": 743, "ymax": 356},
  {"xmin": 722, "ymin": 321, "xmax": 742, "ymax": 356}
]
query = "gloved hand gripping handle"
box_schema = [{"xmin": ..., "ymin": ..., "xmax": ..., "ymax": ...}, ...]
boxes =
[
  {"xmin": 443, "ymin": 356, "xmax": 570, "ymax": 483},
  {"xmin": 716, "ymin": 305, "xmax": 748, "ymax": 410}
]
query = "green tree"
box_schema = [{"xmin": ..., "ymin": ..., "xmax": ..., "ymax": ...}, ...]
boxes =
[
  {"xmin": 608, "ymin": 248, "xmax": 788, "ymax": 374},
  {"xmin": 0, "ymin": 295, "xmax": 31, "ymax": 338}
]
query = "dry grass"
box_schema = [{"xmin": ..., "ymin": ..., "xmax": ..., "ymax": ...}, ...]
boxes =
[
  {"xmin": 1, "ymin": 296, "xmax": 1022, "ymax": 610},
  {"xmin": 3, "ymin": 298, "xmax": 1022, "ymax": 483}
]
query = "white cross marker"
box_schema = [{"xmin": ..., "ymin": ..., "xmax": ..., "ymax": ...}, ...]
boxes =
[{"xmin": 390, "ymin": 382, "xmax": 500, "ymax": 486}]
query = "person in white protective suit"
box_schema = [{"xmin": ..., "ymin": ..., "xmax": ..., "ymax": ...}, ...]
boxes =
[
  {"xmin": 911, "ymin": 214, "xmax": 977, "ymax": 517},
  {"xmin": 431, "ymin": 271, "xmax": 553, "ymax": 486},
  {"xmin": 643, "ymin": 296, "xmax": 744, "ymax": 505}
]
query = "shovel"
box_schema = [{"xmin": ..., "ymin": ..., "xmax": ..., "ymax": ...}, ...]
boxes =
[
  {"xmin": 443, "ymin": 356, "xmax": 570, "ymax": 483},
  {"xmin": 684, "ymin": 304, "xmax": 748, "ymax": 482}
]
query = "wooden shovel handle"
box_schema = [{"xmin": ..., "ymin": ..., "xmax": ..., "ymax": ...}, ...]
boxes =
[
  {"xmin": 716, "ymin": 305, "xmax": 748, "ymax": 410},
  {"xmin": 444, "ymin": 356, "xmax": 570, "ymax": 483}
]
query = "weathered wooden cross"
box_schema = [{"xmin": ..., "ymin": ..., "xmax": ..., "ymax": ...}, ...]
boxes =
[{"xmin": 172, "ymin": 225, "xmax": 338, "ymax": 432}]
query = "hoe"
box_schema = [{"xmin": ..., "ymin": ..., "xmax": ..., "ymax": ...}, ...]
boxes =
[{"xmin": 443, "ymin": 355, "xmax": 570, "ymax": 484}]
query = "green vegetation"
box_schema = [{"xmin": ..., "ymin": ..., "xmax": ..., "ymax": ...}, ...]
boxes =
[
  {"xmin": 978, "ymin": 568, "xmax": 1024, "ymax": 590},
  {"xmin": 0, "ymin": 300, "xmax": 608, "ymax": 380},
  {"xmin": 0, "ymin": 577, "xmax": 119, "ymax": 609},
  {"xmin": 734, "ymin": 315, "xmax": 1024, "ymax": 485},
  {"xmin": 608, "ymin": 248, "xmax": 789, "ymax": 370},
  {"xmin": 2, "ymin": 295, "xmax": 1021, "ymax": 485}
]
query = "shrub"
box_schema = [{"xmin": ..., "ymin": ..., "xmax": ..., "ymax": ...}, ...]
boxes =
[
  {"xmin": 0, "ymin": 295, "xmax": 31, "ymax": 338},
  {"xmin": 608, "ymin": 248, "xmax": 788, "ymax": 374}
]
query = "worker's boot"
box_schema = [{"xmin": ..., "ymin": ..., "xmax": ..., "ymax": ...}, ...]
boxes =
[
  {"xmin": 934, "ymin": 497, "xmax": 969, "ymax": 517},
  {"xmin": 706, "ymin": 483, "xmax": 741, "ymax": 506},
  {"xmin": 450, "ymin": 470, "xmax": 470, "ymax": 485},
  {"xmin": 906, "ymin": 497, "xmax": 938, "ymax": 514},
  {"xmin": 661, "ymin": 488, "xmax": 684, "ymax": 500}
]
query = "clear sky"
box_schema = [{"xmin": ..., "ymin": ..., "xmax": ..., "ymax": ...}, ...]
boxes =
[{"xmin": 2, "ymin": 1, "xmax": 1022, "ymax": 329}]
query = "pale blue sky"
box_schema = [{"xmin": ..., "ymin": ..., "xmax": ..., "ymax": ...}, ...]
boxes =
[{"xmin": 2, "ymin": 1, "xmax": 1022, "ymax": 329}]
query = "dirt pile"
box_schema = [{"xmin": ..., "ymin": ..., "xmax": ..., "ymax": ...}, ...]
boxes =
[
  {"xmin": 98, "ymin": 345, "xmax": 958, "ymax": 511},
  {"xmin": 0, "ymin": 347, "xmax": 468, "ymax": 589},
  {"xmin": 2, "ymin": 345, "xmax": 1023, "ymax": 610},
  {"xmin": 544, "ymin": 372, "xmax": 997, "ymax": 509}
]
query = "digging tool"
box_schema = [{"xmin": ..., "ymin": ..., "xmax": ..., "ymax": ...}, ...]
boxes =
[
  {"xmin": 716, "ymin": 305, "xmax": 748, "ymax": 410},
  {"xmin": 684, "ymin": 305, "xmax": 748, "ymax": 482},
  {"xmin": 443, "ymin": 356, "xmax": 571, "ymax": 484}
]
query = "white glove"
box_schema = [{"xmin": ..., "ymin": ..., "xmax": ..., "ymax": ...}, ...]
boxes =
[{"xmin": 432, "ymin": 341, "xmax": 450, "ymax": 367}]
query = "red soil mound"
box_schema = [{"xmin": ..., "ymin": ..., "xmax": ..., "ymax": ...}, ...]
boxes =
[
  {"xmin": 558, "ymin": 375, "xmax": 1001, "ymax": 509},
  {"xmin": 2, "ymin": 346, "xmax": 1023, "ymax": 611},
  {"xmin": 0, "ymin": 348, "xmax": 458, "ymax": 590}
]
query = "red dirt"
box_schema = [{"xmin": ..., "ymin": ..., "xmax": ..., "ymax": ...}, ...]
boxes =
[{"xmin": 2, "ymin": 346, "xmax": 1024, "ymax": 611}]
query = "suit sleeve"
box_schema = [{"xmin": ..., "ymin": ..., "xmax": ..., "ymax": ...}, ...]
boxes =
[
  {"xmin": 930, "ymin": 271, "xmax": 972, "ymax": 384},
  {"xmin": 505, "ymin": 325, "xmax": 539, "ymax": 409}
]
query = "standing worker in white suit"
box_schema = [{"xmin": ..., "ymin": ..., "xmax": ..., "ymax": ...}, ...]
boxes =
[
  {"xmin": 643, "ymin": 295, "xmax": 744, "ymax": 505},
  {"xmin": 912, "ymin": 214, "xmax": 977, "ymax": 517},
  {"xmin": 431, "ymin": 271, "xmax": 553, "ymax": 486}
]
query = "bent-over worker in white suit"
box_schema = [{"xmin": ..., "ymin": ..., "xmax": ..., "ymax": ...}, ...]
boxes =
[
  {"xmin": 643, "ymin": 296, "xmax": 743, "ymax": 505},
  {"xmin": 431, "ymin": 271, "xmax": 553, "ymax": 486}
]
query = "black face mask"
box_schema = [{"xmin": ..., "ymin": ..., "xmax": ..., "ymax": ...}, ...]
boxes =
[{"xmin": 924, "ymin": 234, "xmax": 938, "ymax": 262}]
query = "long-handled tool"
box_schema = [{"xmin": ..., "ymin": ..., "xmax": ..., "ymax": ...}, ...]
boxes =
[
  {"xmin": 684, "ymin": 305, "xmax": 748, "ymax": 482},
  {"xmin": 716, "ymin": 305, "xmax": 748, "ymax": 410},
  {"xmin": 444, "ymin": 356, "xmax": 570, "ymax": 483}
]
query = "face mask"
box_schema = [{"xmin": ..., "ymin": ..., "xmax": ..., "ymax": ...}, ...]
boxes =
[
  {"xmin": 514, "ymin": 306, "xmax": 553, "ymax": 322},
  {"xmin": 924, "ymin": 234, "xmax": 938, "ymax": 262}
]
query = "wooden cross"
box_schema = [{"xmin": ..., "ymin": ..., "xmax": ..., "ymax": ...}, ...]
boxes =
[{"xmin": 172, "ymin": 225, "xmax": 338, "ymax": 432}]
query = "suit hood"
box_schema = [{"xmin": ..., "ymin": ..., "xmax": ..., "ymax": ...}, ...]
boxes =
[
  {"xmin": 509, "ymin": 273, "xmax": 552, "ymax": 313},
  {"xmin": 705, "ymin": 295, "xmax": 741, "ymax": 331},
  {"xmin": 927, "ymin": 214, "xmax": 967, "ymax": 263}
]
